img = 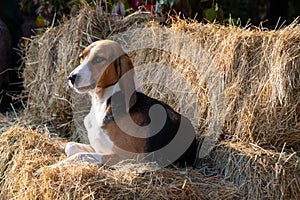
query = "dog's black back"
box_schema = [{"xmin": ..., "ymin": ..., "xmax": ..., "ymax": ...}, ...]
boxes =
[{"xmin": 105, "ymin": 91, "xmax": 198, "ymax": 167}]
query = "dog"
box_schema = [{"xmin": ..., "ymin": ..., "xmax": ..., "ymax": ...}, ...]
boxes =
[{"xmin": 65, "ymin": 40, "xmax": 198, "ymax": 167}]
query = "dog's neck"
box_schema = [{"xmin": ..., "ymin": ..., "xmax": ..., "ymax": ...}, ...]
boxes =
[
  {"xmin": 89, "ymin": 74, "xmax": 142, "ymax": 103},
  {"xmin": 89, "ymin": 83, "xmax": 121, "ymax": 104},
  {"xmin": 87, "ymin": 83, "xmax": 121, "ymax": 126}
]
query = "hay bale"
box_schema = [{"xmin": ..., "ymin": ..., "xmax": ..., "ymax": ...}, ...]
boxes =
[
  {"xmin": 23, "ymin": 7, "xmax": 300, "ymax": 150},
  {"xmin": 21, "ymin": 7, "xmax": 300, "ymax": 198},
  {"xmin": 210, "ymin": 141, "xmax": 300, "ymax": 199},
  {"xmin": 0, "ymin": 126, "xmax": 240, "ymax": 199},
  {"xmin": 114, "ymin": 20, "xmax": 300, "ymax": 151}
]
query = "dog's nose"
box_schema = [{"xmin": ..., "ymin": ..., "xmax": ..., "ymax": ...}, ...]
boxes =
[{"xmin": 69, "ymin": 73, "xmax": 77, "ymax": 85}]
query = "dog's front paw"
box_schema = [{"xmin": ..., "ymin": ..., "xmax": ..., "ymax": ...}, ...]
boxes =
[
  {"xmin": 65, "ymin": 142, "xmax": 79, "ymax": 156},
  {"xmin": 64, "ymin": 142, "xmax": 95, "ymax": 157},
  {"xmin": 60, "ymin": 153, "xmax": 103, "ymax": 165}
]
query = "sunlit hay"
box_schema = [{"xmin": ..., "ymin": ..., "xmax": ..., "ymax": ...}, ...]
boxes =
[
  {"xmin": 0, "ymin": 126, "xmax": 240, "ymax": 199},
  {"xmin": 109, "ymin": 20, "xmax": 300, "ymax": 199},
  {"xmin": 211, "ymin": 141, "xmax": 300, "ymax": 199},
  {"xmin": 21, "ymin": 6, "xmax": 300, "ymax": 199},
  {"xmin": 34, "ymin": 164, "xmax": 240, "ymax": 200},
  {"xmin": 0, "ymin": 126, "xmax": 64, "ymax": 199},
  {"xmin": 23, "ymin": 6, "xmax": 300, "ymax": 149}
]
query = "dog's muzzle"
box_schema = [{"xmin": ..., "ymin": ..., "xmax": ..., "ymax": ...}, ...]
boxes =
[{"xmin": 68, "ymin": 73, "xmax": 96, "ymax": 92}]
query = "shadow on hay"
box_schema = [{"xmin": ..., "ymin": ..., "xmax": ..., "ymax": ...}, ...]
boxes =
[{"xmin": 206, "ymin": 142, "xmax": 300, "ymax": 199}]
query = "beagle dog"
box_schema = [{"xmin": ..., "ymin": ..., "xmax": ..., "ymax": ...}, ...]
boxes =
[{"xmin": 66, "ymin": 40, "xmax": 198, "ymax": 167}]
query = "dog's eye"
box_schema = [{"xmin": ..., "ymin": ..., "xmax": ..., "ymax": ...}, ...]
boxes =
[{"xmin": 92, "ymin": 56, "xmax": 104, "ymax": 64}]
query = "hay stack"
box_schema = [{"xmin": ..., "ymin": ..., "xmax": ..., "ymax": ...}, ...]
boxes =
[
  {"xmin": 113, "ymin": 20, "xmax": 300, "ymax": 151},
  {"xmin": 22, "ymin": 5, "xmax": 300, "ymax": 199},
  {"xmin": 211, "ymin": 142, "xmax": 300, "ymax": 199},
  {"xmin": 0, "ymin": 126, "xmax": 240, "ymax": 199},
  {"xmin": 23, "ymin": 7, "xmax": 300, "ymax": 150}
]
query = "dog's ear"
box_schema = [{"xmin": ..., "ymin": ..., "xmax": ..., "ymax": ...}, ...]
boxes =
[{"xmin": 118, "ymin": 54, "xmax": 137, "ymax": 112}]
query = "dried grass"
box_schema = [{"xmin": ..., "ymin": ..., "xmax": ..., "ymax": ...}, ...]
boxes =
[
  {"xmin": 17, "ymin": 5, "xmax": 300, "ymax": 199},
  {"xmin": 211, "ymin": 141, "xmax": 300, "ymax": 199},
  {"xmin": 117, "ymin": 20, "xmax": 300, "ymax": 151},
  {"xmin": 23, "ymin": 7, "xmax": 300, "ymax": 149},
  {"xmin": 0, "ymin": 126, "xmax": 240, "ymax": 200}
]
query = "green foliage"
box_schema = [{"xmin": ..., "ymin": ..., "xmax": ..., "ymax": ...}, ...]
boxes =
[{"xmin": 205, "ymin": 3, "xmax": 224, "ymax": 23}]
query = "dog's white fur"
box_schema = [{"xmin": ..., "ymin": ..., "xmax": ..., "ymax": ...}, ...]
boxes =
[
  {"xmin": 62, "ymin": 86, "xmax": 118, "ymax": 164},
  {"xmin": 84, "ymin": 84, "xmax": 120, "ymax": 154}
]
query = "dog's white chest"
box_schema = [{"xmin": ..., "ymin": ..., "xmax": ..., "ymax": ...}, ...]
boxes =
[{"xmin": 84, "ymin": 99, "xmax": 114, "ymax": 154}]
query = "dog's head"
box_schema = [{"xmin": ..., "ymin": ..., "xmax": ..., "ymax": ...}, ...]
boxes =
[{"xmin": 69, "ymin": 40, "xmax": 137, "ymax": 111}]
